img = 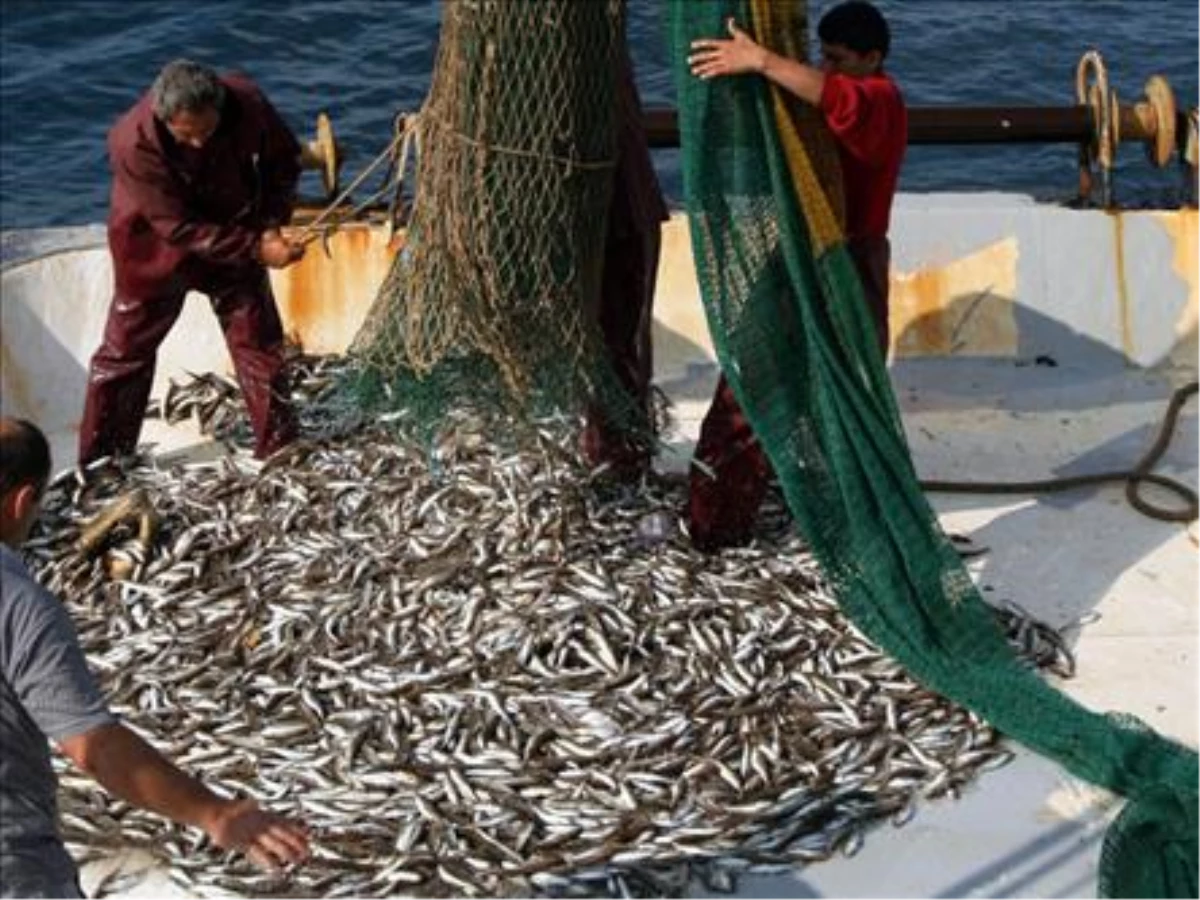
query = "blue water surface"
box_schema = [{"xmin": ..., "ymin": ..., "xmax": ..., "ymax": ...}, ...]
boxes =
[{"xmin": 1, "ymin": 0, "xmax": 1196, "ymax": 226}]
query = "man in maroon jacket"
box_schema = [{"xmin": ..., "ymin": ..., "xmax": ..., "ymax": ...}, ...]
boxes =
[{"xmin": 79, "ymin": 59, "xmax": 306, "ymax": 464}]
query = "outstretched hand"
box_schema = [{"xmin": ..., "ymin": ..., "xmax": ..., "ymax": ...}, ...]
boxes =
[
  {"xmin": 688, "ymin": 18, "xmax": 768, "ymax": 79},
  {"xmin": 204, "ymin": 797, "xmax": 310, "ymax": 871}
]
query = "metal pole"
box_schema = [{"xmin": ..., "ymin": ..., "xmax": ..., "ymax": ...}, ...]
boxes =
[{"xmin": 642, "ymin": 106, "xmax": 1095, "ymax": 148}]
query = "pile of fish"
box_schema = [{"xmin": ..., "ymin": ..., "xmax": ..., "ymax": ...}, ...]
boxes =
[{"xmin": 25, "ymin": 359, "xmax": 1075, "ymax": 898}]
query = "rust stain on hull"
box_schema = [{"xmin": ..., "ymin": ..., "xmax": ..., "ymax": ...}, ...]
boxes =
[
  {"xmin": 1111, "ymin": 213, "xmax": 1135, "ymax": 359},
  {"xmin": 889, "ymin": 237, "xmax": 1019, "ymax": 357},
  {"xmin": 243, "ymin": 212, "xmax": 1191, "ymax": 366},
  {"xmin": 1154, "ymin": 209, "xmax": 1198, "ymax": 368},
  {"xmin": 891, "ymin": 266, "xmax": 947, "ymax": 353},
  {"xmin": 274, "ymin": 224, "xmax": 403, "ymax": 354}
]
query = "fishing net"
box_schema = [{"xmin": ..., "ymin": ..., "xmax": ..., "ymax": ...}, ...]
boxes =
[
  {"xmin": 667, "ymin": 1, "xmax": 1198, "ymax": 897},
  {"xmin": 346, "ymin": 0, "xmax": 638, "ymax": 436}
]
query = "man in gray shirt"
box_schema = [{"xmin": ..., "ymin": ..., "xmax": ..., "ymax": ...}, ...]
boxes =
[{"xmin": 0, "ymin": 417, "xmax": 310, "ymax": 897}]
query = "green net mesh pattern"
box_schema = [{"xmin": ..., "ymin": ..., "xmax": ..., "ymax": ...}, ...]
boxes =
[{"xmin": 669, "ymin": 1, "xmax": 1198, "ymax": 896}]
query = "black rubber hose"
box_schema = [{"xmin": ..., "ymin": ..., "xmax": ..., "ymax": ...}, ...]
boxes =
[{"xmin": 921, "ymin": 381, "xmax": 1199, "ymax": 523}]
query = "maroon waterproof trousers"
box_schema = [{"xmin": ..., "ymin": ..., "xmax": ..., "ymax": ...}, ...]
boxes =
[
  {"xmin": 579, "ymin": 45, "xmax": 669, "ymax": 474},
  {"xmin": 78, "ymin": 269, "xmax": 296, "ymax": 463},
  {"xmin": 581, "ymin": 222, "xmax": 663, "ymax": 473},
  {"xmin": 687, "ymin": 237, "xmax": 892, "ymax": 550}
]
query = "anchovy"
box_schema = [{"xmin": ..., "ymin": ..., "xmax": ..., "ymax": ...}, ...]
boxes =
[{"xmin": 36, "ymin": 358, "xmax": 1073, "ymax": 899}]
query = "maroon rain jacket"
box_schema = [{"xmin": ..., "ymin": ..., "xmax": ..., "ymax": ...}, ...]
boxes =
[{"xmin": 107, "ymin": 72, "xmax": 301, "ymax": 297}]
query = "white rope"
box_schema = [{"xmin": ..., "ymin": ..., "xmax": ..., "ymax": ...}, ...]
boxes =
[{"xmin": 293, "ymin": 114, "xmax": 420, "ymax": 245}]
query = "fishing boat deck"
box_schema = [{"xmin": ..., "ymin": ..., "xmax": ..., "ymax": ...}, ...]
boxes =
[
  {"xmin": 674, "ymin": 356, "xmax": 1197, "ymax": 897},
  {"xmin": 62, "ymin": 356, "xmax": 1196, "ymax": 900},
  {"xmin": 2, "ymin": 201, "xmax": 1196, "ymax": 897}
]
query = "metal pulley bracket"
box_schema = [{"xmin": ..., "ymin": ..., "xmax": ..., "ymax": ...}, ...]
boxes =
[
  {"xmin": 299, "ymin": 111, "xmax": 343, "ymax": 200},
  {"xmin": 1079, "ymin": 60, "xmax": 1178, "ymax": 169},
  {"xmin": 1132, "ymin": 75, "xmax": 1177, "ymax": 168},
  {"xmin": 1074, "ymin": 50, "xmax": 1183, "ymax": 205},
  {"xmin": 292, "ymin": 113, "xmax": 418, "ymax": 255},
  {"xmin": 1087, "ymin": 81, "xmax": 1122, "ymax": 168},
  {"xmin": 1076, "ymin": 51, "xmax": 1114, "ymax": 169},
  {"xmin": 1185, "ymin": 108, "xmax": 1199, "ymax": 169}
]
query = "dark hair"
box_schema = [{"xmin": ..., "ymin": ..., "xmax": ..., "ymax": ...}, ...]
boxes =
[
  {"xmin": 818, "ymin": 1, "xmax": 891, "ymax": 60},
  {"xmin": 0, "ymin": 418, "xmax": 51, "ymax": 497},
  {"xmin": 151, "ymin": 59, "xmax": 226, "ymax": 121}
]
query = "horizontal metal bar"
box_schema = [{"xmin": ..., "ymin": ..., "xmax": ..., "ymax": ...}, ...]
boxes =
[{"xmin": 643, "ymin": 106, "xmax": 1094, "ymax": 148}]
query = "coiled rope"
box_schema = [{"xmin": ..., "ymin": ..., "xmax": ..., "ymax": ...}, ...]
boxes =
[{"xmin": 921, "ymin": 380, "xmax": 1199, "ymax": 523}]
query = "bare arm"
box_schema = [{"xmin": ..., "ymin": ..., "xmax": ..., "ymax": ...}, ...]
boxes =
[
  {"xmin": 58, "ymin": 722, "xmax": 309, "ymax": 870},
  {"xmin": 688, "ymin": 18, "xmax": 825, "ymax": 106}
]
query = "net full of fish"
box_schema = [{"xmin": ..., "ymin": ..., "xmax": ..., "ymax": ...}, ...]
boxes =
[{"xmin": 24, "ymin": 357, "xmax": 1077, "ymax": 898}]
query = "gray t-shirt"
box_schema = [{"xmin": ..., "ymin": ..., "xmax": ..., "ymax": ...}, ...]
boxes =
[{"xmin": 1, "ymin": 544, "xmax": 116, "ymax": 898}]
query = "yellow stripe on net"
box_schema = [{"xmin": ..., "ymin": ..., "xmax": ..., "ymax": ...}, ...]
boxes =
[{"xmin": 748, "ymin": 0, "xmax": 846, "ymax": 257}]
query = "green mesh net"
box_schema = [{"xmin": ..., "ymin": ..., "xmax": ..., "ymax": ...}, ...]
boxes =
[
  {"xmin": 668, "ymin": 1, "xmax": 1198, "ymax": 896},
  {"xmin": 345, "ymin": 0, "xmax": 642, "ymax": 440}
]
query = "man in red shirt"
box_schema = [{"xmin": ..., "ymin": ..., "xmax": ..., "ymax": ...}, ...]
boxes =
[
  {"xmin": 79, "ymin": 60, "xmax": 306, "ymax": 465},
  {"xmin": 685, "ymin": 0, "xmax": 907, "ymax": 550}
]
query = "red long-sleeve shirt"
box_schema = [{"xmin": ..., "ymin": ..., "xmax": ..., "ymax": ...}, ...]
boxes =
[
  {"xmin": 106, "ymin": 73, "xmax": 301, "ymax": 295},
  {"xmin": 819, "ymin": 70, "xmax": 907, "ymax": 240}
]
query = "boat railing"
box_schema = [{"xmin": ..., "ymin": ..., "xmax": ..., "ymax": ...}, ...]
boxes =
[{"xmin": 293, "ymin": 50, "xmax": 1198, "ymax": 228}]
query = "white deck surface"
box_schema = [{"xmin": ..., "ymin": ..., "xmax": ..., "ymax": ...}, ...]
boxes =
[
  {"xmin": 3, "ymin": 214, "xmax": 1195, "ymax": 898},
  {"xmin": 69, "ymin": 356, "xmax": 1197, "ymax": 899}
]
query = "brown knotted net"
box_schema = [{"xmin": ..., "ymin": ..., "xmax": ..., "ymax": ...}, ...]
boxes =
[{"xmin": 346, "ymin": 0, "xmax": 628, "ymax": 429}]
